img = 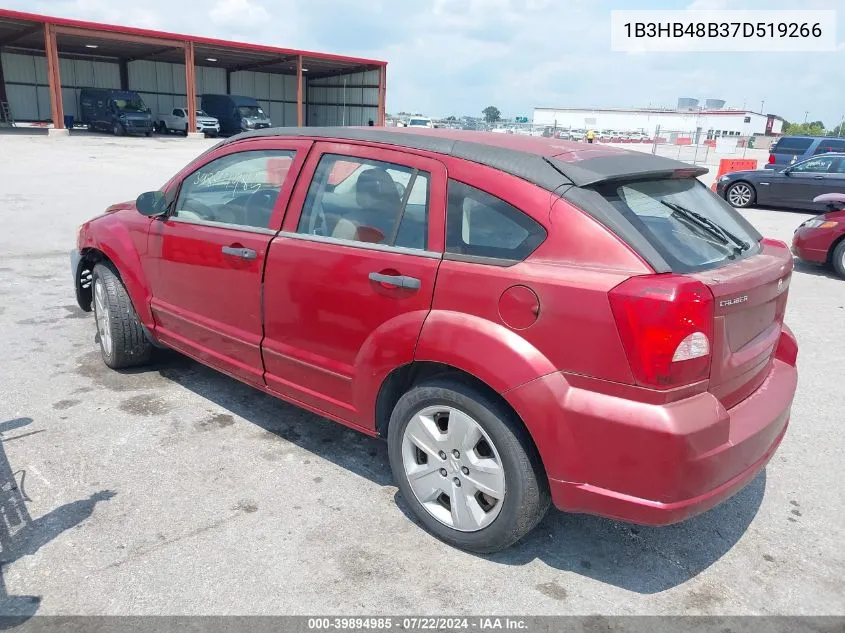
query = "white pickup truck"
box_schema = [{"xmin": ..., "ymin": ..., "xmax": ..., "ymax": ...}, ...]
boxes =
[{"xmin": 155, "ymin": 108, "xmax": 220, "ymax": 137}]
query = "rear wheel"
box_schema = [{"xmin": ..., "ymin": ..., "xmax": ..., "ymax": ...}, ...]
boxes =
[
  {"xmin": 387, "ymin": 378, "xmax": 550, "ymax": 553},
  {"xmin": 92, "ymin": 263, "xmax": 152, "ymax": 369},
  {"xmin": 831, "ymin": 240, "xmax": 845, "ymax": 279},
  {"xmin": 726, "ymin": 181, "xmax": 755, "ymax": 208}
]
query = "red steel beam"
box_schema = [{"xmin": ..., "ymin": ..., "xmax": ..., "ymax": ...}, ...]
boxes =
[
  {"xmin": 184, "ymin": 41, "xmax": 197, "ymax": 134},
  {"xmin": 296, "ymin": 54, "xmax": 303, "ymax": 127},
  {"xmin": 378, "ymin": 65, "xmax": 387, "ymax": 126},
  {"xmin": 43, "ymin": 23, "xmax": 64, "ymax": 128}
]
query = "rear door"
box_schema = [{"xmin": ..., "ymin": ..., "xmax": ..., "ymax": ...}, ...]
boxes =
[{"xmin": 261, "ymin": 142, "xmax": 446, "ymax": 427}]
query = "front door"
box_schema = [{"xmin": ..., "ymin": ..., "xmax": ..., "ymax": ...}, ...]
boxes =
[
  {"xmin": 147, "ymin": 139, "xmax": 311, "ymax": 386},
  {"xmin": 261, "ymin": 142, "xmax": 447, "ymax": 427},
  {"xmin": 771, "ymin": 154, "xmax": 842, "ymax": 208}
]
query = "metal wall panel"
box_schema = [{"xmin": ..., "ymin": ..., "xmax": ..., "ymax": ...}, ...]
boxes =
[
  {"xmin": 196, "ymin": 66, "xmax": 226, "ymax": 94},
  {"xmin": 91, "ymin": 61, "xmax": 120, "ymax": 88},
  {"xmin": 306, "ymin": 69, "xmax": 379, "ymax": 126},
  {"xmin": 127, "ymin": 60, "xmax": 157, "ymax": 92},
  {"xmin": 1, "ymin": 52, "xmax": 43, "ymax": 83},
  {"xmin": 5, "ymin": 84, "xmax": 39, "ymax": 120},
  {"xmin": 155, "ymin": 61, "xmax": 175, "ymax": 94}
]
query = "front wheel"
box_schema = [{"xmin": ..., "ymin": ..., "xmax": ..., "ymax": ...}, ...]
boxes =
[
  {"xmin": 831, "ymin": 240, "xmax": 845, "ymax": 279},
  {"xmin": 91, "ymin": 263, "xmax": 152, "ymax": 369},
  {"xmin": 112, "ymin": 122, "xmax": 124, "ymax": 136},
  {"xmin": 387, "ymin": 378, "xmax": 550, "ymax": 553},
  {"xmin": 726, "ymin": 181, "xmax": 756, "ymax": 208}
]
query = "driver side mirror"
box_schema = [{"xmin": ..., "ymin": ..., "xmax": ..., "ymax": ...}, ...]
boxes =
[{"xmin": 136, "ymin": 191, "xmax": 167, "ymax": 217}]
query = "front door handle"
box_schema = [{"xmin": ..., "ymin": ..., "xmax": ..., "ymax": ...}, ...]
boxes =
[
  {"xmin": 813, "ymin": 176, "xmax": 825, "ymax": 180},
  {"xmin": 368, "ymin": 272, "xmax": 421, "ymax": 290},
  {"xmin": 221, "ymin": 245, "xmax": 257, "ymax": 260}
]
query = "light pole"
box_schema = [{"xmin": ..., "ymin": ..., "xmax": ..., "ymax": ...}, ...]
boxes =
[
  {"xmin": 760, "ymin": 100, "xmax": 765, "ymax": 113},
  {"xmin": 804, "ymin": 110, "xmax": 809, "ymax": 123},
  {"xmin": 839, "ymin": 114, "xmax": 844, "ymax": 138}
]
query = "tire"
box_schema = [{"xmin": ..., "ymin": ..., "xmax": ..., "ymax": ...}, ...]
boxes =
[
  {"xmin": 145, "ymin": 130, "xmax": 152, "ymax": 138},
  {"xmin": 726, "ymin": 181, "xmax": 756, "ymax": 208},
  {"xmin": 831, "ymin": 240, "xmax": 845, "ymax": 279},
  {"xmin": 182, "ymin": 128, "xmax": 188, "ymax": 137},
  {"xmin": 387, "ymin": 377, "xmax": 550, "ymax": 553},
  {"xmin": 113, "ymin": 122, "xmax": 124, "ymax": 137},
  {"xmin": 91, "ymin": 262, "xmax": 152, "ymax": 369}
]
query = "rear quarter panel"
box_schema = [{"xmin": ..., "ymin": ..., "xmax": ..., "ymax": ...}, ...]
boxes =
[{"xmin": 417, "ymin": 157, "xmax": 651, "ymax": 393}]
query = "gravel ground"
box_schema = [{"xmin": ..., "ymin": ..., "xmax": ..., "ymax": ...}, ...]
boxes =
[{"xmin": 0, "ymin": 132, "xmax": 843, "ymax": 616}]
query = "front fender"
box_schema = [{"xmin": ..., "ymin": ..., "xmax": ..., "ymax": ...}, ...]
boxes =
[{"xmin": 80, "ymin": 215, "xmax": 153, "ymax": 329}]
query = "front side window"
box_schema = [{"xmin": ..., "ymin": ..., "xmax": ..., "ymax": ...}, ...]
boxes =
[
  {"xmin": 112, "ymin": 97, "xmax": 147, "ymax": 112},
  {"xmin": 296, "ymin": 154, "xmax": 430, "ymax": 251},
  {"xmin": 445, "ymin": 180, "xmax": 546, "ymax": 263},
  {"xmin": 238, "ymin": 105, "xmax": 265, "ymax": 118},
  {"xmin": 174, "ymin": 150, "xmax": 295, "ymax": 229},
  {"xmin": 790, "ymin": 156, "xmax": 836, "ymax": 173}
]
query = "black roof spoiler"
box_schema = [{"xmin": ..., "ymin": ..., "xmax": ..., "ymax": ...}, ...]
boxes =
[{"xmin": 547, "ymin": 153, "xmax": 709, "ymax": 187}]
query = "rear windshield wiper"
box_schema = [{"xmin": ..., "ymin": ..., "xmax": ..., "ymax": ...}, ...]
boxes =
[{"xmin": 659, "ymin": 200, "xmax": 750, "ymax": 253}]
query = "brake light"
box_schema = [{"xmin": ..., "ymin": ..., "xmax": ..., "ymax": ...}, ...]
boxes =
[
  {"xmin": 609, "ymin": 275, "xmax": 714, "ymax": 390},
  {"xmin": 768, "ymin": 154, "xmax": 776, "ymax": 164}
]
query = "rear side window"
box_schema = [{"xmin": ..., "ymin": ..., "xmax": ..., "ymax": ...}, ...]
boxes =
[
  {"xmin": 772, "ymin": 137, "xmax": 813, "ymax": 155},
  {"xmin": 595, "ymin": 179, "xmax": 759, "ymax": 273},
  {"xmin": 446, "ymin": 180, "xmax": 546, "ymax": 263},
  {"xmin": 813, "ymin": 139, "xmax": 845, "ymax": 154}
]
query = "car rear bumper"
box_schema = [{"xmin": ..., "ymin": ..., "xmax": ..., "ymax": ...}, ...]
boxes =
[{"xmin": 506, "ymin": 327, "xmax": 797, "ymax": 526}]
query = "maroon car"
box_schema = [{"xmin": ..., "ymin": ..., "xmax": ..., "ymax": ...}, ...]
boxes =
[
  {"xmin": 792, "ymin": 193, "xmax": 845, "ymax": 278},
  {"xmin": 71, "ymin": 128, "xmax": 798, "ymax": 552}
]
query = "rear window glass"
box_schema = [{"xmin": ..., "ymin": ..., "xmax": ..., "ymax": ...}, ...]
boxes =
[
  {"xmin": 813, "ymin": 139, "xmax": 845, "ymax": 154},
  {"xmin": 772, "ymin": 137, "xmax": 813, "ymax": 155},
  {"xmin": 595, "ymin": 179, "xmax": 759, "ymax": 273}
]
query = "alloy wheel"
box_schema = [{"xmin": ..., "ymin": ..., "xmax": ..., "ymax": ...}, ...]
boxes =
[
  {"xmin": 93, "ymin": 279, "xmax": 112, "ymax": 358},
  {"xmin": 401, "ymin": 405, "xmax": 506, "ymax": 532},
  {"xmin": 728, "ymin": 183, "xmax": 753, "ymax": 207}
]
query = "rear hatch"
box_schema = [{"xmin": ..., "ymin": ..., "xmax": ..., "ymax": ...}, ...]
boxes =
[
  {"xmin": 767, "ymin": 136, "xmax": 813, "ymax": 168},
  {"xmin": 691, "ymin": 240, "xmax": 791, "ymax": 408},
  {"xmin": 588, "ymin": 176, "xmax": 791, "ymax": 407}
]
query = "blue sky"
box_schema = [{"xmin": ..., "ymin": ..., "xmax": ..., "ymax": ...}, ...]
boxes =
[{"xmin": 12, "ymin": 0, "xmax": 845, "ymax": 127}]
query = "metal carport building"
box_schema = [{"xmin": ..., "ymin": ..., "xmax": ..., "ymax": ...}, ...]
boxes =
[{"xmin": 0, "ymin": 9, "xmax": 387, "ymax": 134}]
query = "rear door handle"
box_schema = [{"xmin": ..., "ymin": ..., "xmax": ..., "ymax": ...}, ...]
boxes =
[
  {"xmin": 813, "ymin": 176, "xmax": 825, "ymax": 180},
  {"xmin": 368, "ymin": 272, "xmax": 421, "ymax": 290},
  {"xmin": 221, "ymin": 245, "xmax": 257, "ymax": 260}
]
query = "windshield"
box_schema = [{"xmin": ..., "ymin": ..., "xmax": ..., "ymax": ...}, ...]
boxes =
[
  {"xmin": 196, "ymin": 110, "xmax": 210, "ymax": 117},
  {"xmin": 238, "ymin": 105, "xmax": 265, "ymax": 118},
  {"xmin": 595, "ymin": 178, "xmax": 760, "ymax": 272},
  {"xmin": 409, "ymin": 119, "xmax": 431, "ymax": 126},
  {"xmin": 112, "ymin": 97, "xmax": 147, "ymax": 112}
]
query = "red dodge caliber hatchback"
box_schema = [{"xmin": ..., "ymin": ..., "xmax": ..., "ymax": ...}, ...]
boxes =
[{"xmin": 71, "ymin": 128, "xmax": 798, "ymax": 552}]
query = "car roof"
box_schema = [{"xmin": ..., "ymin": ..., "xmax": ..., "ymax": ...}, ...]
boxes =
[{"xmin": 221, "ymin": 127, "xmax": 705, "ymax": 190}]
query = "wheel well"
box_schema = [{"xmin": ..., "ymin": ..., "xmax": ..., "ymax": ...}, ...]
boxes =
[
  {"xmin": 76, "ymin": 247, "xmax": 112, "ymax": 310},
  {"xmin": 827, "ymin": 233, "xmax": 845, "ymax": 265},
  {"xmin": 728, "ymin": 179, "xmax": 756, "ymax": 194},
  {"xmin": 374, "ymin": 361, "xmax": 545, "ymax": 473}
]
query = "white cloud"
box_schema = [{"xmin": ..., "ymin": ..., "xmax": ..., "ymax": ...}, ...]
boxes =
[
  {"xmin": 209, "ymin": 0, "xmax": 271, "ymax": 33},
  {"xmin": 13, "ymin": 0, "xmax": 845, "ymax": 126}
]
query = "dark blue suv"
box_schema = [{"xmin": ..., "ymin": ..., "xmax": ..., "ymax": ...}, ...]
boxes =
[{"xmin": 766, "ymin": 136, "xmax": 845, "ymax": 169}]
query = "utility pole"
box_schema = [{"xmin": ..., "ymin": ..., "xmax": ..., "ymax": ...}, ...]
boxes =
[
  {"xmin": 804, "ymin": 110, "xmax": 809, "ymax": 123},
  {"xmin": 760, "ymin": 100, "xmax": 765, "ymax": 113},
  {"xmin": 839, "ymin": 114, "xmax": 844, "ymax": 138}
]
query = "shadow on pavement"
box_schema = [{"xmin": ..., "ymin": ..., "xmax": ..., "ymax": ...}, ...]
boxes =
[
  {"xmin": 0, "ymin": 418, "xmax": 116, "ymax": 625},
  {"xmin": 151, "ymin": 352, "xmax": 764, "ymax": 594},
  {"xmin": 792, "ymin": 259, "xmax": 840, "ymax": 280}
]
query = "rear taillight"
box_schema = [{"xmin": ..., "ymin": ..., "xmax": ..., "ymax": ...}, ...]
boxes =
[
  {"xmin": 768, "ymin": 153, "xmax": 776, "ymax": 164},
  {"xmin": 609, "ymin": 275, "xmax": 714, "ymax": 390}
]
